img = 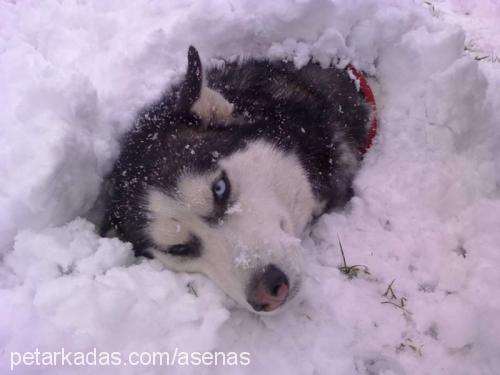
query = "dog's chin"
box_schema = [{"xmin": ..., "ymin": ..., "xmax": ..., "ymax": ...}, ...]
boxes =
[
  {"xmin": 246, "ymin": 296, "xmax": 293, "ymax": 315},
  {"xmin": 252, "ymin": 306, "xmax": 286, "ymax": 316}
]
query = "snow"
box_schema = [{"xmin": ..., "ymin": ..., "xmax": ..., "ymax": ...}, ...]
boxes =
[{"xmin": 1, "ymin": 0, "xmax": 500, "ymax": 374}]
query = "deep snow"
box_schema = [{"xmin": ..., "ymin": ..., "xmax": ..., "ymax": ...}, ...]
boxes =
[{"xmin": 1, "ymin": 0, "xmax": 499, "ymax": 374}]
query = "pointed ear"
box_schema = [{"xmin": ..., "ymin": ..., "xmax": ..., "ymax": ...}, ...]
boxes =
[{"xmin": 178, "ymin": 46, "xmax": 203, "ymax": 112}]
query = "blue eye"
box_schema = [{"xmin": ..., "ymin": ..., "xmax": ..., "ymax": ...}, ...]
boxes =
[
  {"xmin": 214, "ymin": 179, "xmax": 226, "ymax": 198},
  {"xmin": 212, "ymin": 172, "xmax": 230, "ymax": 203}
]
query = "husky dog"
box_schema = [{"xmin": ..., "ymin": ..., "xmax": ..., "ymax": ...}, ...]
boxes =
[{"xmin": 101, "ymin": 46, "xmax": 372, "ymax": 313}]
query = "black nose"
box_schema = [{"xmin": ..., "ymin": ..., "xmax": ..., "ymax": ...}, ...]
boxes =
[
  {"xmin": 262, "ymin": 264, "xmax": 289, "ymax": 295},
  {"xmin": 247, "ymin": 264, "xmax": 290, "ymax": 312}
]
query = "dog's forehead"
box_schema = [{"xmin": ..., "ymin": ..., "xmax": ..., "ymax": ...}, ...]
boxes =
[
  {"xmin": 218, "ymin": 141, "xmax": 305, "ymax": 186},
  {"xmin": 149, "ymin": 168, "xmax": 219, "ymax": 218},
  {"xmin": 156, "ymin": 140, "xmax": 305, "ymax": 209},
  {"xmin": 147, "ymin": 188, "xmax": 205, "ymax": 247},
  {"xmin": 176, "ymin": 171, "xmax": 216, "ymax": 209}
]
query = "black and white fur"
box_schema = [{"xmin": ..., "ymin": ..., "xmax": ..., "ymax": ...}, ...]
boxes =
[{"xmin": 101, "ymin": 46, "xmax": 371, "ymax": 314}]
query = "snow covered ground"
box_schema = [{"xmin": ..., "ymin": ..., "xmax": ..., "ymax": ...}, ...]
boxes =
[{"xmin": 1, "ymin": 0, "xmax": 499, "ymax": 374}]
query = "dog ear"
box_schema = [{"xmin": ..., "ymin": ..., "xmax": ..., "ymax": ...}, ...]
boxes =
[
  {"xmin": 178, "ymin": 46, "xmax": 203, "ymax": 112},
  {"xmin": 178, "ymin": 46, "xmax": 234, "ymax": 126}
]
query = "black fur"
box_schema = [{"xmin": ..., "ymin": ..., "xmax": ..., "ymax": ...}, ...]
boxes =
[
  {"xmin": 177, "ymin": 46, "xmax": 203, "ymax": 113},
  {"xmin": 101, "ymin": 47, "xmax": 371, "ymax": 256}
]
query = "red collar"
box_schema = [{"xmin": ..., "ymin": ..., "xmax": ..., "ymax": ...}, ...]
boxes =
[{"xmin": 346, "ymin": 64, "xmax": 378, "ymax": 156}]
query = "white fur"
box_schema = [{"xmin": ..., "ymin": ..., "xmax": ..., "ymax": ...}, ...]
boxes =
[
  {"xmin": 147, "ymin": 141, "xmax": 320, "ymax": 313},
  {"xmin": 191, "ymin": 86, "xmax": 234, "ymax": 125}
]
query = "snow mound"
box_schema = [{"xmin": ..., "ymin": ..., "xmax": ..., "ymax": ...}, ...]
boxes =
[
  {"xmin": 1, "ymin": 0, "xmax": 499, "ymax": 374},
  {"xmin": 1, "ymin": 219, "xmax": 229, "ymax": 374}
]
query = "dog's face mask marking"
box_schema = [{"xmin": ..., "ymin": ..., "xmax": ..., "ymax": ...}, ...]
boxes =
[{"xmin": 147, "ymin": 141, "xmax": 317, "ymax": 313}]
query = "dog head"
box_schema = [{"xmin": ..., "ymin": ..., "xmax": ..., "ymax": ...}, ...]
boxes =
[{"xmin": 141, "ymin": 47, "xmax": 319, "ymax": 313}]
